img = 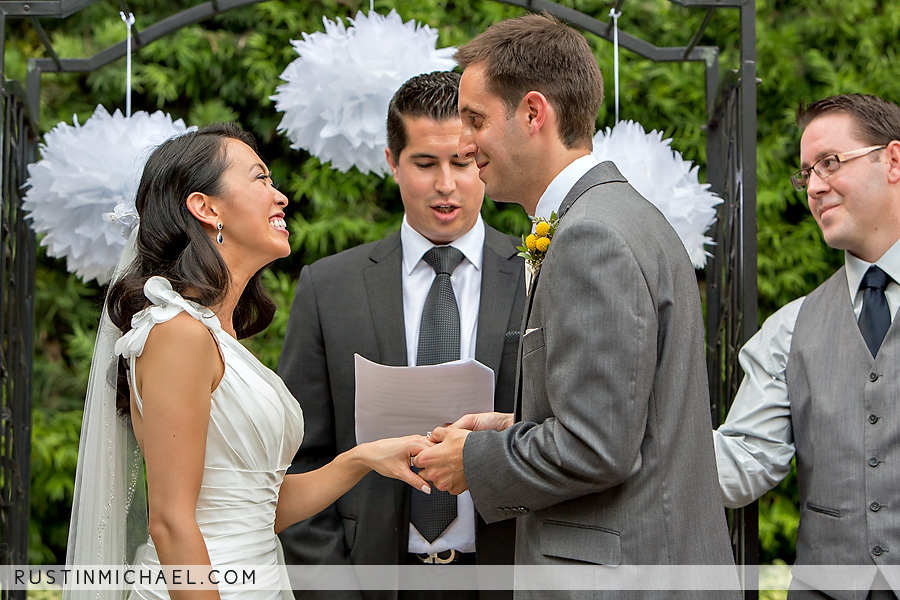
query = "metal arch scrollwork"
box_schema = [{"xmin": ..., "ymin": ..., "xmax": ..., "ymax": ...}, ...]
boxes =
[
  {"xmin": 2, "ymin": 0, "xmax": 756, "ymax": 593},
  {"xmin": 0, "ymin": 79, "xmax": 36, "ymax": 600},
  {"xmin": 706, "ymin": 71, "xmax": 759, "ymax": 599}
]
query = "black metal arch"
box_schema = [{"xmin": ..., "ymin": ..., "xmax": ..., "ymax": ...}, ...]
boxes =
[{"xmin": 2, "ymin": 2, "xmax": 758, "ymax": 598}]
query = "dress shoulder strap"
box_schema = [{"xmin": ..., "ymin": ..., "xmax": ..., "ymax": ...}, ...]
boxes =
[{"xmin": 114, "ymin": 276, "xmax": 222, "ymax": 360}]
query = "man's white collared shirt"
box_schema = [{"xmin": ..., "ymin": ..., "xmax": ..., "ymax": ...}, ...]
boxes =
[
  {"xmin": 525, "ymin": 154, "xmax": 598, "ymax": 291},
  {"xmin": 400, "ymin": 214, "xmax": 484, "ymax": 554},
  {"xmin": 532, "ymin": 154, "xmax": 599, "ymax": 221}
]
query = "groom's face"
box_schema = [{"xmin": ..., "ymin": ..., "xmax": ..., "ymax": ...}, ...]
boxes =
[
  {"xmin": 385, "ymin": 116, "xmax": 484, "ymax": 245},
  {"xmin": 458, "ymin": 63, "xmax": 530, "ymax": 207}
]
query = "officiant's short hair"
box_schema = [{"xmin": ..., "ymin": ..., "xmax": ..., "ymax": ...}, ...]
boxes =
[
  {"xmin": 387, "ymin": 71, "xmax": 461, "ymax": 160},
  {"xmin": 455, "ymin": 12, "xmax": 603, "ymax": 150}
]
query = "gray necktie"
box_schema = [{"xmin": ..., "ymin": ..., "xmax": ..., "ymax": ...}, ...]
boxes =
[
  {"xmin": 858, "ymin": 265, "xmax": 892, "ymax": 357},
  {"xmin": 410, "ymin": 245, "xmax": 463, "ymax": 543}
]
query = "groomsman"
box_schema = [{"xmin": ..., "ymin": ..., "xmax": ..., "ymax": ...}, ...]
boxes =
[
  {"xmin": 716, "ymin": 93, "xmax": 900, "ymax": 600},
  {"xmin": 278, "ymin": 71, "xmax": 526, "ymax": 600}
]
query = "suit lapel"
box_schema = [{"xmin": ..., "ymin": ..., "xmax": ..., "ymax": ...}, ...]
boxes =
[
  {"xmin": 362, "ymin": 232, "xmax": 408, "ymax": 367},
  {"xmin": 475, "ymin": 226, "xmax": 520, "ymax": 388},
  {"xmin": 527, "ymin": 160, "xmax": 627, "ymax": 299},
  {"xmin": 557, "ymin": 160, "xmax": 628, "ymax": 219},
  {"xmin": 513, "ymin": 161, "xmax": 627, "ymax": 419}
]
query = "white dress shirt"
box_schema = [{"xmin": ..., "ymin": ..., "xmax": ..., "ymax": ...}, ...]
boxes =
[
  {"xmin": 531, "ymin": 154, "xmax": 599, "ymax": 221},
  {"xmin": 400, "ymin": 214, "xmax": 484, "ymax": 554},
  {"xmin": 714, "ymin": 240, "xmax": 900, "ymax": 508},
  {"xmin": 525, "ymin": 155, "xmax": 599, "ymax": 290}
]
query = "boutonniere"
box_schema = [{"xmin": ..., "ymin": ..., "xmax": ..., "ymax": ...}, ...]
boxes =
[
  {"xmin": 517, "ymin": 212, "xmax": 558, "ymax": 272},
  {"xmin": 518, "ymin": 212, "xmax": 558, "ymax": 294}
]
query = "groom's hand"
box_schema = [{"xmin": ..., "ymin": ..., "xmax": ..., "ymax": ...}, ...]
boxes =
[
  {"xmin": 452, "ymin": 411, "xmax": 513, "ymax": 432},
  {"xmin": 415, "ymin": 426, "xmax": 470, "ymax": 495}
]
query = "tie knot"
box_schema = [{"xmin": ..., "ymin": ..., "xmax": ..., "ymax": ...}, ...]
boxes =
[
  {"xmin": 423, "ymin": 246, "xmax": 464, "ymax": 275},
  {"xmin": 862, "ymin": 265, "xmax": 891, "ymax": 293}
]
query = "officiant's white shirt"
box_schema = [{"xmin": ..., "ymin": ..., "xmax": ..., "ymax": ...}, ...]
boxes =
[{"xmin": 401, "ymin": 213, "xmax": 484, "ymax": 554}]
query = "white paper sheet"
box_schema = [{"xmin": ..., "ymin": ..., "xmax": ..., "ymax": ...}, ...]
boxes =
[{"xmin": 353, "ymin": 354, "xmax": 495, "ymax": 444}]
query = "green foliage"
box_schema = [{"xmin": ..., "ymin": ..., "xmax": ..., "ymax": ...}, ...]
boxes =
[
  {"xmin": 29, "ymin": 409, "xmax": 82, "ymax": 564},
  {"xmin": 758, "ymin": 463, "xmax": 800, "ymax": 565},
  {"xmin": 32, "ymin": 245, "xmax": 103, "ymax": 414},
  {"xmin": 760, "ymin": 583, "xmax": 788, "ymax": 600},
  {"xmin": 9, "ymin": 0, "xmax": 898, "ymax": 570}
]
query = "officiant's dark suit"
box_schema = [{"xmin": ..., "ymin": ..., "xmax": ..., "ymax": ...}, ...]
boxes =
[
  {"xmin": 416, "ymin": 16, "xmax": 738, "ymax": 599},
  {"xmin": 277, "ymin": 72, "xmax": 525, "ymax": 600}
]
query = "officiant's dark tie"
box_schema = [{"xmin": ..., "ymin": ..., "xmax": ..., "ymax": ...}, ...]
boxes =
[
  {"xmin": 859, "ymin": 265, "xmax": 892, "ymax": 357},
  {"xmin": 410, "ymin": 245, "xmax": 463, "ymax": 543}
]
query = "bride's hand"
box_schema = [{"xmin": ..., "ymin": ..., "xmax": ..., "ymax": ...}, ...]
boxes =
[{"xmin": 357, "ymin": 435, "xmax": 435, "ymax": 494}]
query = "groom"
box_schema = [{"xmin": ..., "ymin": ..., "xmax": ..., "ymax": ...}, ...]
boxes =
[{"xmin": 416, "ymin": 14, "xmax": 738, "ymax": 599}]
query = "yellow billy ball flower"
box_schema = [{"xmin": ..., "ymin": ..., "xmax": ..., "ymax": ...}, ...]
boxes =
[
  {"xmin": 525, "ymin": 234, "xmax": 538, "ymax": 252},
  {"xmin": 535, "ymin": 221, "xmax": 551, "ymax": 237},
  {"xmin": 535, "ymin": 236, "xmax": 551, "ymax": 253}
]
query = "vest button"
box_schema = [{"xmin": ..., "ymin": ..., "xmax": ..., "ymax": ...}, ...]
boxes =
[
  {"xmin": 870, "ymin": 372, "xmax": 879, "ymax": 382},
  {"xmin": 870, "ymin": 457, "xmax": 880, "ymax": 467},
  {"xmin": 873, "ymin": 545, "xmax": 885, "ymax": 556},
  {"xmin": 869, "ymin": 414, "xmax": 880, "ymax": 424},
  {"xmin": 871, "ymin": 501, "xmax": 882, "ymax": 512}
]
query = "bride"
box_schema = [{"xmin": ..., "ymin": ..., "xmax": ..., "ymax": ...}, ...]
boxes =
[{"xmin": 65, "ymin": 123, "xmax": 433, "ymax": 599}]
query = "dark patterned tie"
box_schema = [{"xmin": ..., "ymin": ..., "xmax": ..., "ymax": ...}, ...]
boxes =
[
  {"xmin": 858, "ymin": 265, "xmax": 892, "ymax": 357},
  {"xmin": 410, "ymin": 245, "xmax": 463, "ymax": 543}
]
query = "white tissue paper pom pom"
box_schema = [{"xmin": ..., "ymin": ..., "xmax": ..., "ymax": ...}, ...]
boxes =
[
  {"xmin": 592, "ymin": 120, "xmax": 721, "ymax": 269},
  {"xmin": 22, "ymin": 105, "xmax": 193, "ymax": 284},
  {"xmin": 272, "ymin": 9, "xmax": 456, "ymax": 176}
]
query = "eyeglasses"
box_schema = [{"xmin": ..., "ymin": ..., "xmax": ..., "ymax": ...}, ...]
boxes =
[{"xmin": 791, "ymin": 145, "xmax": 886, "ymax": 191}]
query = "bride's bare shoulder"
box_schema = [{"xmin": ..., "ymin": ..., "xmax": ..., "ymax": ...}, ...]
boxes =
[
  {"xmin": 135, "ymin": 313, "xmax": 225, "ymax": 400},
  {"xmin": 146, "ymin": 311, "xmax": 216, "ymax": 348},
  {"xmin": 137, "ymin": 312, "xmax": 222, "ymax": 382}
]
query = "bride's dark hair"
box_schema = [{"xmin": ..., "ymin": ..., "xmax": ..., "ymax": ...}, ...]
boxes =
[{"xmin": 108, "ymin": 123, "xmax": 276, "ymax": 414}]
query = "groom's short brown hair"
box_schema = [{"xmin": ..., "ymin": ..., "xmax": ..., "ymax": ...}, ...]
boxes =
[{"xmin": 454, "ymin": 13, "xmax": 603, "ymax": 149}]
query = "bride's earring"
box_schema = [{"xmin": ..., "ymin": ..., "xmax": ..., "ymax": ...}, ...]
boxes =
[{"xmin": 216, "ymin": 221, "xmax": 224, "ymax": 245}]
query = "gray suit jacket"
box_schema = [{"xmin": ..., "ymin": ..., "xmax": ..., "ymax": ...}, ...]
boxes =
[
  {"xmin": 278, "ymin": 224, "xmax": 526, "ymax": 600},
  {"xmin": 463, "ymin": 163, "xmax": 738, "ymax": 599}
]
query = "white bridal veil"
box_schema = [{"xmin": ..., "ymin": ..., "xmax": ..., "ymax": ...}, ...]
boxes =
[{"xmin": 64, "ymin": 226, "xmax": 148, "ymax": 600}]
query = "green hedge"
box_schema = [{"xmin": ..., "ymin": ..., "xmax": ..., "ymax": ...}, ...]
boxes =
[{"xmin": 12, "ymin": 0, "xmax": 900, "ymax": 566}]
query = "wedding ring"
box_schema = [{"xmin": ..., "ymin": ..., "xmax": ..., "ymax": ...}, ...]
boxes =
[{"xmin": 426, "ymin": 431, "xmax": 432, "ymax": 438}]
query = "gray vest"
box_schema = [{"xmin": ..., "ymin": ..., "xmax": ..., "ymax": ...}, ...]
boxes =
[{"xmin": 788, "ymin": 266, "xmax": 900, "ymax": 599}]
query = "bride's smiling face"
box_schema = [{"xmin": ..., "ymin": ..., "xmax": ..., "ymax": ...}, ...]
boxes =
[{"xmin": 213, "ymin": 139, "xmax": 291, "ymax": 268}]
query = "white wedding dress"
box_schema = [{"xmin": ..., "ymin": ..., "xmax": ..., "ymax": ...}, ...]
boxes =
[{"xmin": 117, "ymin": 277, "xmax": 304, "ymax": 599}]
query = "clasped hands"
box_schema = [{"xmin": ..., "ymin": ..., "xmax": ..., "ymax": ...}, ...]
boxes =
[
  {"xmin": 366, "ymin": 411, "xmax": 512, "ymax": 495},
  {"xmin": 411, "ymin": 411, "xmax": 514, "ymax": 495}
]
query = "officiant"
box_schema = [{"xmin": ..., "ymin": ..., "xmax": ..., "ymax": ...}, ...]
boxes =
[{"xmin": 277, "ymin": 71, "xmax": 526, "ymax": 600}]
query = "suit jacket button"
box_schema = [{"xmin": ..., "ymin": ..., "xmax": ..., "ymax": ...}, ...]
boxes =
[
  {"xmin": 873, "ymin": 546, "xmax": 885, "ymax": 556},
  {"xmin": 869, "ymin": 414, "xmax": 880, "ymax": 424},
  {"xmin": 870, "ymin": 457, "xmax": 880, "ymax": 467},
  {"xmin": 871, "ymin": 501, "xmax": 882, "ymax": 512},
  {"xmin": 870, "ymin": 372, "xmax": 879, "ymax": 382}
]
